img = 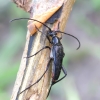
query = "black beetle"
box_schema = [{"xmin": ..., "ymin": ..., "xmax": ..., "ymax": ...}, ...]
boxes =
[{"xmin": 11, "ymin": 18, "xmax": 80, "ymax": 98}]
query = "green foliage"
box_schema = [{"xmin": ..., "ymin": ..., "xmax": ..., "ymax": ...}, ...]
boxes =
[{"xmin": 91, "ymin": 0, "xmax": 100, "ymax": 10}]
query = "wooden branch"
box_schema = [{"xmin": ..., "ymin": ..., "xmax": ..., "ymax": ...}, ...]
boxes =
[{"xmin": 11, "ymin": 0, "xmax": 76, "ymax": 100}]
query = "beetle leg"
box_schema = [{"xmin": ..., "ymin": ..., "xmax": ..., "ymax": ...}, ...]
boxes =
[
  {"xmin": 35, "ymin": 25, "xmax": 52, "ymax": 44},
  {"xmin": 19, "ymin": 59, "xmax": 52, "ymax": 95},
  {"xmin": 25, "ymin": 46, "xmax": 51, "ymax": 58}
]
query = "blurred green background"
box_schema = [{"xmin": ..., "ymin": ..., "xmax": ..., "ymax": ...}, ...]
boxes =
[{"xmin": 0, "ymin": 0, "xmax": 100, "ymax": 100}]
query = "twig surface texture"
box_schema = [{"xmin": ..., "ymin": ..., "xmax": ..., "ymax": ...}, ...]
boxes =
[{"xmin": 11, "ymin": 0, "xmax": 75, "ymax": 100}]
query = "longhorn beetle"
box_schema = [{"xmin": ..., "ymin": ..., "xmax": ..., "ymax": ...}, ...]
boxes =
[{"xmin": 11, "ymin": 18, "xmax": 80, "ymax": 97}]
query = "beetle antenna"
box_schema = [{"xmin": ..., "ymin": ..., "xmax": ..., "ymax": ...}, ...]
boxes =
[
  {"xmin": 55, "ymin": 31, "xmax": 81, "ymax": 50},
  {"xmin": 10, "ymin": 18, "xmax": 52, "ymax": 31}
]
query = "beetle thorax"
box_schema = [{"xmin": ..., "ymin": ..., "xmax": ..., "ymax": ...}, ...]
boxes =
[{"xmin": 52, "ymin": 36, "xmax": 61, "ymax": 45}]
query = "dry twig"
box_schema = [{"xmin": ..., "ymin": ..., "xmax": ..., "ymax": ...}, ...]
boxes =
[{"xmin": 11, "ymin": 0, "xmax": 76, "ymax": 100}]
